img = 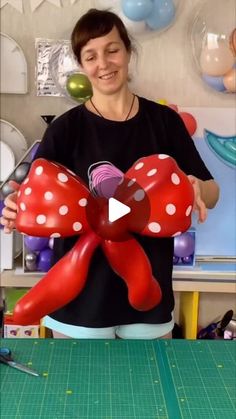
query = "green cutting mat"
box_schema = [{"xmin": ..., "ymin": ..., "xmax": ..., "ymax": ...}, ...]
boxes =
[{"xmin": 0, "ymin": 339, "xmax": 235, "ymax": 419}]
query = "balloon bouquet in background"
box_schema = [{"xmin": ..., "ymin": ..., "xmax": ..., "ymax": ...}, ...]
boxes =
[
  {"xmin": 24, "ymin": 235, "xmax": 53, "ymax": 273},
  {"xmin": 0, "ymin": 140, "xmax": 53, "ymax": 273},
  {"xmin": 96, "ymin": 0, "xmax": 181, "ymax": 35},
  {"xmin": 191, "ymin": 0, "xmax": 236, "ymax": 93}
]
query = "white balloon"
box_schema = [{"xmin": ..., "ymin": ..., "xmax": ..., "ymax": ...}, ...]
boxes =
[{"xmin": 95, "ymin": 0, "xmax": 120, "ymax": 14}]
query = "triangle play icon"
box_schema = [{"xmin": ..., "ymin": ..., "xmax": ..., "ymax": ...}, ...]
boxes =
[{"xmin": 108, "ymin": 198, "xmax": 131, "ymax": 223}]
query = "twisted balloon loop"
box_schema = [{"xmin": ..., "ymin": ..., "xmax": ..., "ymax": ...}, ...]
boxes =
[{"xmin": 13, "ymin": 154, "xmax": 194, "ymax": 325}]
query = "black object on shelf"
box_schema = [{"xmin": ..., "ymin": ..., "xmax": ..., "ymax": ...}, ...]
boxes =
[{"xmin": 41, "ymin": 115, "xmax": 56, "ymax": 125}]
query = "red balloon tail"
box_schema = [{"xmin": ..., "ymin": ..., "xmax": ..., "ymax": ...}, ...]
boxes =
[
  {"xmin": 13, "ymin": 231, "xmax": 101, "ymax": 325},
  {"xmin": 102, "ymin": 238, "xmax": 162, "ymax": 311}
]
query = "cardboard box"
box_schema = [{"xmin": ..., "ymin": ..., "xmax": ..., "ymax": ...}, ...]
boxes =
[{"xmin": 4, "ymin": 314, "xmax": 40, "ymax": 338}]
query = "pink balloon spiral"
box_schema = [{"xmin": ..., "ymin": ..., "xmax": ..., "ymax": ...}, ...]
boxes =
[{"xmin": 88, "ymin": 162, "xmax": 124, "ymax": 198}]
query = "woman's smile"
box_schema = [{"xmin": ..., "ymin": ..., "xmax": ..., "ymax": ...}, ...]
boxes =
[{"xmin": 99, "ymin": 71, "xmax": 117, "ymax": 81}]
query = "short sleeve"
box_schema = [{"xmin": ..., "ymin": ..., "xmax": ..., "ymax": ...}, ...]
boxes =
[{"xmin": 164, "ymin": 107, "xmax": 213, "ymax": 181}]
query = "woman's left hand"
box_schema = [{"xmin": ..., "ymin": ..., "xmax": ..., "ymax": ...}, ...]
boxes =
[{"xmin": 188, "ymin": 175, "xmax": 207, "ymax": 223}]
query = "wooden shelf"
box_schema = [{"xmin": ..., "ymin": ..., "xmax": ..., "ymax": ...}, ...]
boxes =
[
  {"xmin": 1, "ymin": 262, "xmax": 235, "ymax": 340},
  {"xmin": 1, "ymin": 265, "xmax": 235, "ymax": 293}
]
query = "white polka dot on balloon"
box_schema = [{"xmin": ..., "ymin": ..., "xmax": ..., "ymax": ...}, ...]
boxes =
[
  {"xmin": 166, "ymin": 204, "xmax": 176, "ymax": 215},
  {"xmin": 73, "ymin": 222, "xmax": 82, "ymax": 232},
  {"xmin": 35, "ymin": 166, "xmax": 43, "ymax": 175},
  {"xmin": 25, "ymin": 187, "xmax": 32, "ymax": 195},
  {"xmin": 134, "ymin": 162, "xmax": 144, "ymax": 170},
  {"xmin": 57, "ymin": 173, "xmax": 68, "ymax": 183},
  {"xmin": 171, "ymin": 173, "xmax": 180, "ymax": 185},
  {"xmin": 36, "ymin": 214, "xmax": 46, "ymax": 224},
  {"xmin": 23, "ymin": 177, "xmax": 29, "ymax": 185},
  {"xmin": 20, "ymin": 203, "xmax": 26, "ymax": 211},
  {"xmin": 186, "ymin": 205, "xmax": 192, "ymax": 216},
  {"xmin": 59, "ymin": 205, "xmax": 69, "ymax": 215},
  {"xmin": 50, "ymin": 232, "xmax": 61, "ymax": 238},
  {"xmin": 148, "ymin": 222, "xmax": 161, "ymax": 233},
  {"xmin": 127, "ymin": 178, "xmax": 136, "ymax": 187},
  {"xmin": 79, "ymin": 198, "xmax": 87, "ymax": 207},
  {"xmin": 44, "ymin": 191, "xmax": 53, "ymax": 201},
  {"xmin": 147, "ymin": 169, "xmax": 157, "ymax": 177},
  {"xmin": 134, "ymin": 189, "xmax": 145, "ymax": 201}
]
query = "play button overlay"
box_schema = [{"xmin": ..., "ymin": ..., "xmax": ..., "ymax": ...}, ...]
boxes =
[
  {"xmin": 108, "ymin": 198, "xmax": 131, "ymax": 222},
  {"xmin": 86, "ymin": 176, "xmax": 150, "ymax": 242}
]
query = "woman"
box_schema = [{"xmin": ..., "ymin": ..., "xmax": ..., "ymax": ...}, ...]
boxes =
[{"xmin": 1, "ymin": 9, "xmax": 219, "ymax": 339}]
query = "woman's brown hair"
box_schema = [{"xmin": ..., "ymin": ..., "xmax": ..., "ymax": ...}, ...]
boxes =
[{"xmin": 71, "ymin": 8, "xmax": 132, "ymax": 64}]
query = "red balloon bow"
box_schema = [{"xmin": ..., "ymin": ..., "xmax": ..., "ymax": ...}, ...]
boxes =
[{"xmin": 13, "ymin": 154, "xmax": 194, "ymax": 325}]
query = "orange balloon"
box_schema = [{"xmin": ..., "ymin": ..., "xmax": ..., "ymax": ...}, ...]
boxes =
[
  {"xmin": 229, "ymin": 28, "xmax": 236, "ymax": 57},
  {"xmin": 179, "ymin": 112, "xmax": 197, "ymax": 137},
  {"xmin": 223, "ymin": 68, "xmax": 236, "ymax": 92}
]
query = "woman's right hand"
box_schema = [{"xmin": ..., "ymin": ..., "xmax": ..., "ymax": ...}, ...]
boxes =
[{"xmin": 0, "ymin": 180, "xmax": 20, "ymax": 233}]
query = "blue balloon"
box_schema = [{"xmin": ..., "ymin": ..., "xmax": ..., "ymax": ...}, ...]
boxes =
[
  {"xmin": 202, "ymin": 74, "xmax": 226, "ymax": 92},
  {"xmin": 122, "ymin": 0, "xmax": 153, "ymax": 22},
  {"xmin": 146, "ymin": 0, "xmax": 175, "ymax": 30}
]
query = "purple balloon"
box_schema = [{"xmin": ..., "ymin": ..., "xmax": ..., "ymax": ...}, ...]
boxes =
[
  {"xmin": 174, "ymin": 232, "xmax": 195, "ymax": 258},
  {"xmin": 173, "ymin": 255, "xmax": 179, "ymax": 264},
  {"xmin": 24, "ymin": 235, "xmax": 49, "ymax": 251},
  {"xmin": 30, "ymin": 143, "xmax": 40, "ymax": 161},
  {"xmin": 0, "ymin": 200, "xmax": 4, "ymax": 229},
  {"xmin": 37, "ymin": 248, "xmax": 53, "ymax": 272},
  {"xmin": 182, "ymin": 255, "xmax": 193, "ymax": 264}
]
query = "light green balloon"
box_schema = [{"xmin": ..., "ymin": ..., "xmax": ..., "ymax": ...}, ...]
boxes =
[{"xmin": 66, "ymin": 73, "xmax": 92, "ymax": 102}]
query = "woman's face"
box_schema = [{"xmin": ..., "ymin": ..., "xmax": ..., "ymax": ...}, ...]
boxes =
[{"xmin": 80, "ymin": 26, "xmax": 131, "ymax": 96}]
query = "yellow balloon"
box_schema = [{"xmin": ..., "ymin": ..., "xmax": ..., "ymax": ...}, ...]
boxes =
[
  {"xmin": 223, "ymin": 68, "xmax": 236, "ymax": 92},
  {"xmin": 157, "ymin": 99, "xmax": 168, "ymax": 105},
  {"xmin": 66, "ymin": 73, "xmax": 92, "ymax": 102},
  {"xmin": 200, "ymin": 42, "xmax": 235, "ymax": 77}
]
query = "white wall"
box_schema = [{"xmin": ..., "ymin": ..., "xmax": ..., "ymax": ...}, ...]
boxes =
[{"xmin": 1, "ymin": 0, "xmax": 235, "ymax": 147}]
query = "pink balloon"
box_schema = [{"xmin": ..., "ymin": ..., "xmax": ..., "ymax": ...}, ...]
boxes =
[{"xmin": 168, "ymin": 104, "xmax": 179, "ymax": 112}]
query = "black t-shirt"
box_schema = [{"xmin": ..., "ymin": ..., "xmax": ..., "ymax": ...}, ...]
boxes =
[{"xmin": 34, "ymin": 96, "xmax": 213, "ymax": 327}]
